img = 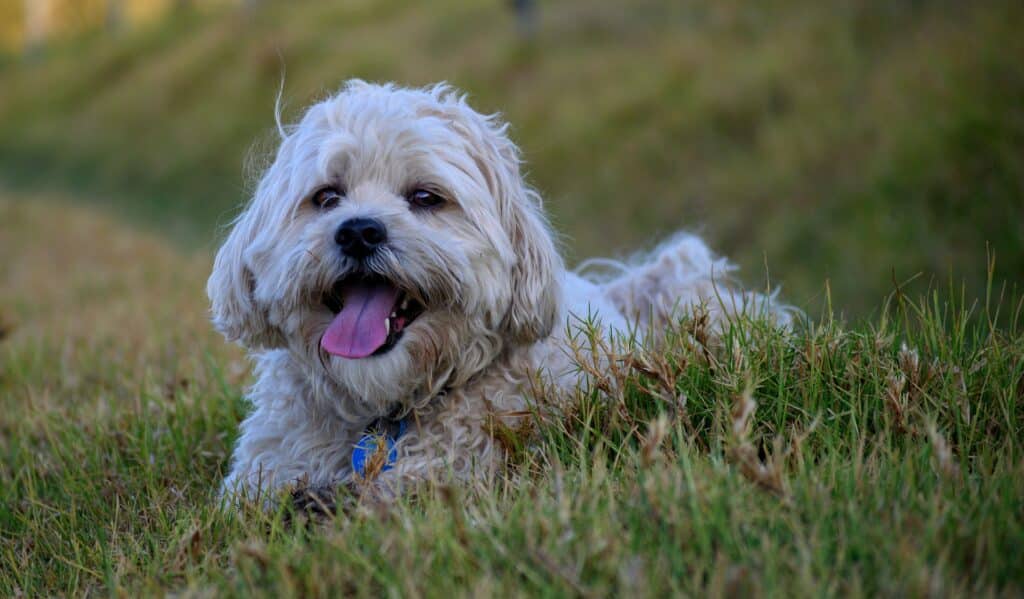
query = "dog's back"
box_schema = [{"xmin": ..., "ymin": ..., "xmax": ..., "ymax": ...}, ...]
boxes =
[{"xmin": 578, "ymin": 233, "xmax": 795, "ymax": 334}]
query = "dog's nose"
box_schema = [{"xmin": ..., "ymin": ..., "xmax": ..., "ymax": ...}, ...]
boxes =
[{"xmin": 335, "ymin": 217, "xmax": 387, "ymax": 258}]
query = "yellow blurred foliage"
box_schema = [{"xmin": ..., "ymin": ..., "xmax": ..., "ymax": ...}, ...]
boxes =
[{"xmin": 0, "ymin": 0, "xmax": 230, "ymax": 51}]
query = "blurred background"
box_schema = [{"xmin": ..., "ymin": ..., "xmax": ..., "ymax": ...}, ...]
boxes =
[{"xmin": 0, "ymin": 0, "xmax": 1022, "ymax": 318}]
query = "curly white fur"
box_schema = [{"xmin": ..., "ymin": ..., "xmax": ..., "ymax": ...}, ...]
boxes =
[{"xmin": 209, "ymin": 80, "xmax": 791, "ymax": 501}]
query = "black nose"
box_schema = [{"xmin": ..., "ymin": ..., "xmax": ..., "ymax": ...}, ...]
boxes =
[{"xmin": 335, "ymin": 217, "xmax": 387, "ymax": 258}]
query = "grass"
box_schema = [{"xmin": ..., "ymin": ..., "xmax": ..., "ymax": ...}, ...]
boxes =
[
  {"xmin": 0, "ymin": 0, "xmax": 1022, "ymax": 314},
  {"xmin": 1, "ymin": 0, "xmax": 1023, "ymax": 594},
  {"xmin": 1, "ymin": 192, "xmax": 1022, "ymax": 596}
]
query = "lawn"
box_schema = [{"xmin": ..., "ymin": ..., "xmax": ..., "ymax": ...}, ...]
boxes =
[
  {"xmin": 1, "ymin": 191, "xmax": 1021, "ymax": 595},
  {"xmin": 1, "ymin": 0, "xmax": 1023, "ymax": 595}
]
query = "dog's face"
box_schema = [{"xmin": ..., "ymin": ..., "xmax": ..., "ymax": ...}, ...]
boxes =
[{"xmin": 208, "ymin": 81, "xmax": 561, "ymax": 419}]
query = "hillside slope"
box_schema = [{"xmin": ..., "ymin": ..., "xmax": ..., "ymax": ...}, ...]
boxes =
[{"xmin": 0, "ymin": 0, "xmax": 1022, "ymax": 314}]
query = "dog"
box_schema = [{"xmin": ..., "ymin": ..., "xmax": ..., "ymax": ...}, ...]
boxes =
[{"xmin": 209, "ymin": 80, "xmax": 791, "ymax": 504}]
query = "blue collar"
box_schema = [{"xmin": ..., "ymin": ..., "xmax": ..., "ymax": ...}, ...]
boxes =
[{"xmin": 351, "ymin": 415, "xmax": 409, "ymax": 477}]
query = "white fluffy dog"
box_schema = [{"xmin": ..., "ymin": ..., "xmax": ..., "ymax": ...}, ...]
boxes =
[{"xmin": 209, "ymin": 80, "xmax": 789, "ymax": 503}]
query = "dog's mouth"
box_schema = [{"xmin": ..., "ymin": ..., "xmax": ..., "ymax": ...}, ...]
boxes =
[{"xmin": 319, "ymin": 275, "xmax": 426, "ymax": 359}]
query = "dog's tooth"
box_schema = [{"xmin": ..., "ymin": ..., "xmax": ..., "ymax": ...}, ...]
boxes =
[
  {"xmin": 401, "ymin": 296, "xmax": 410, "ymax": 310},
  {"xmin": 390, "ymin": 311, "xmax": 397, "ymax": 318},
  {"xmin": 384, "ymin": 318, "xmax": 390, "ymax": 335}
]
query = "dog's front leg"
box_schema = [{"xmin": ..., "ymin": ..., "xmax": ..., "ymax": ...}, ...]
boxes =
[{"xmin": 222, "ymin": 402, "xmax": 361, "ymax": 507}]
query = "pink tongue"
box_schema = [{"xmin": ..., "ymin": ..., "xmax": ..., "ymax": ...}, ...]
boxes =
[{"xmin": 321, "ymin": 281, "xmax": 401, "ymax": 359}]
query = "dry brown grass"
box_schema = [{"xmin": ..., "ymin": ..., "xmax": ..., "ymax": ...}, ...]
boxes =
[{"xmin": 0, "ymin": 191, "xmax": 243, "ymax": 424}]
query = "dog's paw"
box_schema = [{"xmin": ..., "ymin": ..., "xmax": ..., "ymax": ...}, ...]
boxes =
[{"xmin": 287, "ymin": 484, "xmax": 340, "ymax": 523}]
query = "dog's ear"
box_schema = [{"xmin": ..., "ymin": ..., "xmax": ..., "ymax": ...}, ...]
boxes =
[
  {"xmin": 207, "ymin": 198, "xmax": 283, "ymax": 349},
  {"xmin": 498, "ymin": 176, "xmax": 562, "ymax": 343},
  {"xmin": 447, "ymin": 101, "xmax": 562, "ymax": 343}
]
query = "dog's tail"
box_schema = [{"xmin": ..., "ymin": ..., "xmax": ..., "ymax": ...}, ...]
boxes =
[{"xmin": 577, "ymin": 233, "xmax": 796, "ymax": 333}]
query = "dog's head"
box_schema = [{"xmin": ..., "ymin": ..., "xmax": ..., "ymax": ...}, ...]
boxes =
[{"xmin": 208, "ymin": 81, "xmax": 562, "ymax": 417}]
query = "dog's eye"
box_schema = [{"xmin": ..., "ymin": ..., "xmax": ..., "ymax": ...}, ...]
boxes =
[
  {"xmin": 407, "ymin": 188, "xmax": 446, "ymax": 209},
  {"xmin": 311, "ymin": 186, "xmax": 344, "ymax": 209}
]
